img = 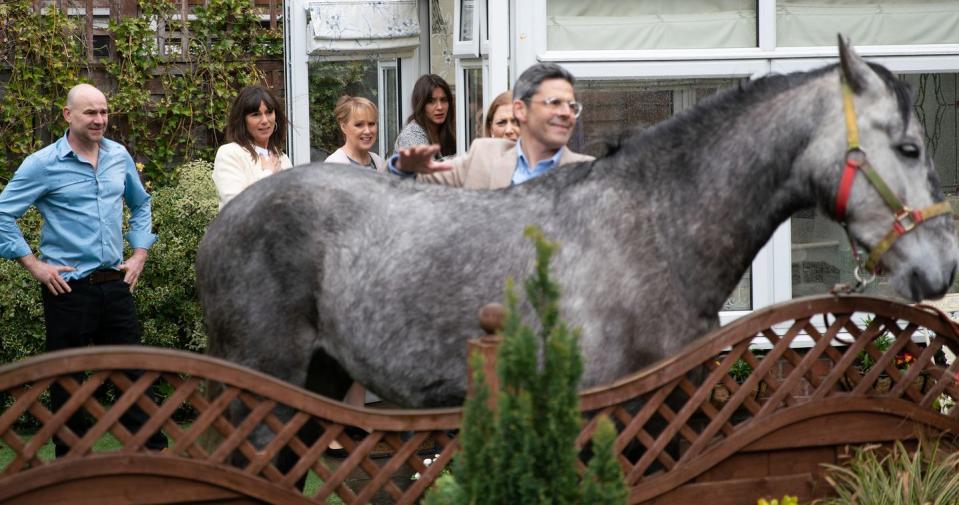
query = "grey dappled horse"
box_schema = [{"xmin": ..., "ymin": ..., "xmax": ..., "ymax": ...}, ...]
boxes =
[{"xmin": 198, "ymin": 41, "xmax": 957, "ymax": 410}]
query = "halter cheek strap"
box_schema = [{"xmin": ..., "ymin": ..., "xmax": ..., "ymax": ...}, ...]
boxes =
[{"xmin": 834, "ymin": 79, "xmax": 953, "ymax": 275}]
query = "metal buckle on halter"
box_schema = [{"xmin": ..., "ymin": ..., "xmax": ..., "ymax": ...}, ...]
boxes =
[
  {"xmin": 845, "ymin": 147, "xmax": 866, "ymax": 165},
  {"xmin": 853, "ymin": 264, "xmax": 877, "ymax": 286},
  {"xmin": 893, "ymin": 208, "xmax": 919, "ymax": 234}
]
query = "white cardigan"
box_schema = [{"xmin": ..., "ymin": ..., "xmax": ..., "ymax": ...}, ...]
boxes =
[{"xmin": 213, "ymin": 142, "xmax": 292, "ymax": 209}]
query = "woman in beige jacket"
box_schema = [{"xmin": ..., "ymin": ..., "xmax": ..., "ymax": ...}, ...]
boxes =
[{"xmin": 213, "ymin": 85, "xmax": 293, "ymax": 209}]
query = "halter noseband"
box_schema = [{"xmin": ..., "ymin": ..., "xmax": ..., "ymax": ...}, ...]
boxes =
[{"xmin": 834, "ymin": 78, "xmax": 952, "ymax": 281}]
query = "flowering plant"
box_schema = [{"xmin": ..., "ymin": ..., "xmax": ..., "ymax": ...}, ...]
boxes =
[
  {"xmin": 757, "ymin": 496, "xmax": 797, "ymax": 505},
  {"xmin": 894, "ymin": 351, "xmax": 915, "ymax": 370}
]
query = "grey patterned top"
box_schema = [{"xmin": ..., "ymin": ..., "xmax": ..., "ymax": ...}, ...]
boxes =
[{"xmin": 393, "ymin": 121, "xmax": 431, "ymax": 154}]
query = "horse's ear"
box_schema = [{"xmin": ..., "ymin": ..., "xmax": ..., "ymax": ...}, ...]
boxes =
[{"xmin": 838, "ymin": 34, "xmax": 872, "ymax": 93}]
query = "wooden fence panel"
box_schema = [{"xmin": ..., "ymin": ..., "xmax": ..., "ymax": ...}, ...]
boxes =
[{"xmin": 1, "ymin": 295, "xmax": 959, "ymax": 504}]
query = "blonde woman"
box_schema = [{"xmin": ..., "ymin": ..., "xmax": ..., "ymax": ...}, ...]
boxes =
[
  {"xmin": 213, "ymin": 85, "xmax": 292, "ymax": 209},
  {"xmin": 325, "ymin": 96, "xmax": 386, "ymax": 172}
]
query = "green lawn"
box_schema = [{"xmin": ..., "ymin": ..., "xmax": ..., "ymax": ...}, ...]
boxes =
[{"xmin": 0, "ymin": 433, "xmax": 341, "ymax": 503}]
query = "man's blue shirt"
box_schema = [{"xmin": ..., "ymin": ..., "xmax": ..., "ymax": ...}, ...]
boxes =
[
  {"xmin": 387, "ymin": 138, "xmax": 568, "ymax": 185},
  {"xmin": 512, "ymin": 139, "xmax": 565, "ymax": 185},
  {"xmin": 0, "ymin": 132, "xmax": 156, "ymax": 280}
]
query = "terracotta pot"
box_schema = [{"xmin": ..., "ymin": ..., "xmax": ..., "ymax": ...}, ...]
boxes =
[
  {"xmin": 873, "ymin": 375, "xmax": 892, "ymax": 393},
  {"xmin": 710, "ymin": 383, "xmax": 731, "ymax": 407}
]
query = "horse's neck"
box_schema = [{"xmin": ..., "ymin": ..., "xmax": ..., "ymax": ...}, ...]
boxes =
[{"xmin": 604, "ymin": 72, "xmax": 836, "ymax": 313}]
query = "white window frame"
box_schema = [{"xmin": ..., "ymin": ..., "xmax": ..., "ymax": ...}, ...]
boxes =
[
  {"xmin": 454, "ymin": 0, "xmax": 508, "ymax": 153},
  {"xmin": 454, "ymin": 58, "xmax": 489, "ymax": 152},
  {"xmin": 502, "ymin": 0, "xmax": 959, "ymax": 333},
  {"xmin": 453, "ymin": 0, "xmax": 481, "ymax": 57},
  {"xmin": 377, "ymin": 59, "xmax": 400, "ymax": 155},
  {"xmin": 285, "ymin": 0, "xmax": 428, "ymax": 164}
]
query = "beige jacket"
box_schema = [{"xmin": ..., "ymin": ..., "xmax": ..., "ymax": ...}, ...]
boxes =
[
  {"xmin": 417, "ymin": 138, "xmax": 594, "ymax": 189},
  {"xmin": 213, "ymin": 142, "xmax": 293, "ymax": 209}
]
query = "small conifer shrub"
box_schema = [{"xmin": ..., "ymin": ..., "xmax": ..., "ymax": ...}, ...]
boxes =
[{"xmin": 424, "ymin": 226, "xmax": 628, "ymax": 505}]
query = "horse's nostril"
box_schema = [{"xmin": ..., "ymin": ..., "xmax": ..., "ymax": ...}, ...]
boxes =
[{"xmin": 910, "ymin": 263, "xmax": 955, "ymax": 301}]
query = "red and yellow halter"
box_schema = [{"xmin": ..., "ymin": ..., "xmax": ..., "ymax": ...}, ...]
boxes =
[{"xmin": 834, "ymin": 78, "xmax": 952, "ymax": 283}]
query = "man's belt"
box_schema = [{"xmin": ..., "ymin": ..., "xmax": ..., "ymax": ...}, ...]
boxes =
[{"xmin": 79, "ymin": 269, "xmax": 125, "ymax": 284}]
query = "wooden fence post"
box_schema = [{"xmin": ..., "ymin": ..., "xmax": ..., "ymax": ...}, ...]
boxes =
[{"xmin": 467, "ymin": 303, "xmax": 506, "ymax": 409}]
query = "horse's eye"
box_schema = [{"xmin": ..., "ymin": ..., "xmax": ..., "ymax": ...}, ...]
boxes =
[{"xmin": 897, "ymin": 143, "xmax": 920, "ymax": 159}]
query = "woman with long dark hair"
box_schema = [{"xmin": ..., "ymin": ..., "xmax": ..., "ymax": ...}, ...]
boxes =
[
  {"xmin": 393, "ymin": 74, "xmax": 456, "ymax": 158},
  {"xmin": 213, "ymin": 85, "xmax": 292, "ymax": 209}
]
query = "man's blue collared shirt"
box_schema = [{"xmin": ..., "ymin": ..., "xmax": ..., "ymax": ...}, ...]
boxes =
[
  {"xmin": 0, "ymin": 132, "xmax": 156, "ymax": 280},
  {"xmin": 512, "ymin": 139, "xmax": 565, "ymax": 185},
  {"xmin": 387, "ymin": 138, "xmax": 567, "ymax": 185}
]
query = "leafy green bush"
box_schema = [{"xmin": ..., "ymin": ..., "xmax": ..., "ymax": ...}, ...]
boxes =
[
  {"xmin": 818, "ymin": 439, "xmax": 959, "ymax": 505},
  {"xmin": 0, "ymin": 207, "xmax": 46, "ymax": 363},
  {"xmin": 134, "ymin": 160, "xmax": 218, "ymax": 352},
  {"xmin": 0, "ymin": 160, "xmax": 216, "ymax": 365}
]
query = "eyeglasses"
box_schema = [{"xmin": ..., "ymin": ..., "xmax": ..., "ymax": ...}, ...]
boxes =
[{"xmin": 535, "ymin": 97, "xmax": 583, "ymax": 118}]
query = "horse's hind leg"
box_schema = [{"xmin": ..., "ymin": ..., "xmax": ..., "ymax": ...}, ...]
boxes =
[{"xmin": 274, "ymin": 348, "xmax": 356, "ymax": 488}]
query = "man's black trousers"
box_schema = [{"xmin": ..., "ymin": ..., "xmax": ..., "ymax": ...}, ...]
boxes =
[{"xmin": 42, "ymin": 277, "xmax": 166, "ymax": 456}]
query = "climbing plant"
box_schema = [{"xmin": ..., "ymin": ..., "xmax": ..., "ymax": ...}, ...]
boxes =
[
  {"xmin": 0, "ymin": 1, "xmax": 86, "ymax": 175},
  {"xmin": 0, "ymin": 0, "xmax": 283, "ymax": 185}
]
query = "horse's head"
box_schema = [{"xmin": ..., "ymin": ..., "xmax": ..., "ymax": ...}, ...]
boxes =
[{"xmin": 820, "ymin": 37, "xmax": 957, "ymax": 301}]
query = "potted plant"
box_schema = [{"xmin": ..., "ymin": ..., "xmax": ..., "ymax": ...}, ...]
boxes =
[{"xmin": 710, "ymin": 354, "xmax": 760, "ymax": 407}]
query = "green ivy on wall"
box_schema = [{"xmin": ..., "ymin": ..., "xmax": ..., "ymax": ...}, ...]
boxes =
[
  {"xmin": 0, "ymin": 0, "xmax": 283, "ymax": 186},
  {"xmin": 0, "ymin": 1, "xmax": 86, "ymax": 173}
]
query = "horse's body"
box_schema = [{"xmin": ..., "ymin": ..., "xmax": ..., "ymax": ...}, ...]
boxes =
[{"xmin": 198, "ymin": 42, "xmax": 957, "ymax": 408}]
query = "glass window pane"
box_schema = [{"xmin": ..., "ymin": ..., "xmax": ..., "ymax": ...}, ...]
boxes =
[
  {"xmin": 383, "ymin": 66, "xmax": 400, "ymax": 156},
  {"xmin": 307, "ymin": 60, "xmax": 378, "ymax": 162},
  {"xmin": 791, "ymin": 72, "xmax": 959, "ymax": 298},
  {"xmin": 460, "ymin": 0, "xmax": 475, "ymax": 42},
  {"xmin": 547, "ymin": 0, "xmax": 756, "ymax": 51},
  {"xmin": 464, "ymin": 67, "xmax": 484, "ymax": 147},
  {"xmin": 575, "ymin": 77, "xmax": 752, "ymax": 310},
  {"xmin": 777, "ymin": 1, "xmax": 959, "ymax": 47}
]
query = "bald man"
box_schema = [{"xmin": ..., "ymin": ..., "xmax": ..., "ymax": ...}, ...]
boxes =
[{"xmin": 0, "ymin": 83, "xmax": 164, "ymax": 455}]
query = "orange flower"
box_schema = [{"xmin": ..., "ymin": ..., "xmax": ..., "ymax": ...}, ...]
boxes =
[{"xmin": 895, "ymin": 352, "xmax": 914, "ymax": 368}]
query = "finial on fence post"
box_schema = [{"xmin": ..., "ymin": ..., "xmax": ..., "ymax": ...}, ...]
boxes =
[
  {"xmin": 478, "ymin": 302, "xmax": 506, "ymax": 335},
  {"xmin": 467, "ymin": 303, "xmax": 506, "ymax": 409}
]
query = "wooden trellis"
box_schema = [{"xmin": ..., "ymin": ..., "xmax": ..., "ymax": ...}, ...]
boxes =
[{"xmin": 1, "ymin": 295, "xmax": 959, "ymax": 504}]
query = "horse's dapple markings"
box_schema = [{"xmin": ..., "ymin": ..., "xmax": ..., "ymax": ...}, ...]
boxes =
[{"xmin": 197, "ymin": 39, "xmax": 957, "ymax": 414}]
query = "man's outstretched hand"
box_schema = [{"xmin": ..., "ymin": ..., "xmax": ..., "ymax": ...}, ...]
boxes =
[{"xmin": 396, "ymin": 144, "xmax": 453, "ymax": 174}]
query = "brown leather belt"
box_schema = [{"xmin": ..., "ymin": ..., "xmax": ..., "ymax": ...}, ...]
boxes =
[{"xmin": 79, "ymin": 269, "xmax": 125, "ymax": 284}]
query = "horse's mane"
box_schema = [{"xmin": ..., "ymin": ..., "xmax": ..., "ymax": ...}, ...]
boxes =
[{"xmin": 594, "ymin": 62, "xmax": 912, "ymax": 160}]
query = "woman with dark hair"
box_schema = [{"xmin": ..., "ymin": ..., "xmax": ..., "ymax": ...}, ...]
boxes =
[
  {"xmin": 393, "ymin": 74, "xmax": 456, "ymax": 158},
  {"xmin": 213, "ymin": 85, "xmax": 292, "ymax": 208},
  {"xmin": 483, "ymin": 90, "xmax": 519, "ymax": 141}
]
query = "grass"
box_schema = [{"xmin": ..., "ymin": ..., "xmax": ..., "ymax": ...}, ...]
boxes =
[
  {"xmin": 1, "ymin": 433, "xmax": 342, "ymax": 504},
  {"xmin": 818, "ymin": 439, "xmax": 959, "ymax": 504}
]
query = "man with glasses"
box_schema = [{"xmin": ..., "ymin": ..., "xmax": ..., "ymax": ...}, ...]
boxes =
[{"xmin": 388, "ymin": 62, "xmax": 593, "ymax": 188}]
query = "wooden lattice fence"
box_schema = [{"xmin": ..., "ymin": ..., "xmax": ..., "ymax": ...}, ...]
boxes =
[{"xmin": 2, "ymin": 295, "xmax": 959, "ymax": 504}]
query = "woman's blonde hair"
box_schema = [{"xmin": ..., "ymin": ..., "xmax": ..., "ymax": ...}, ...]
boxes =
[
  {"xmin": 334, "ymin": 95, "xmax": 378, "ymax": 126},
  {"xmin": 483, "ymin": 91, "xmax": 513, "ymax": 137}
]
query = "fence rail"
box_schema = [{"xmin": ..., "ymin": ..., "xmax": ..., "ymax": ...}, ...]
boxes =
[{"xmin": 2, "ymin": 295, "xmax": 959, "ymax": 504}]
